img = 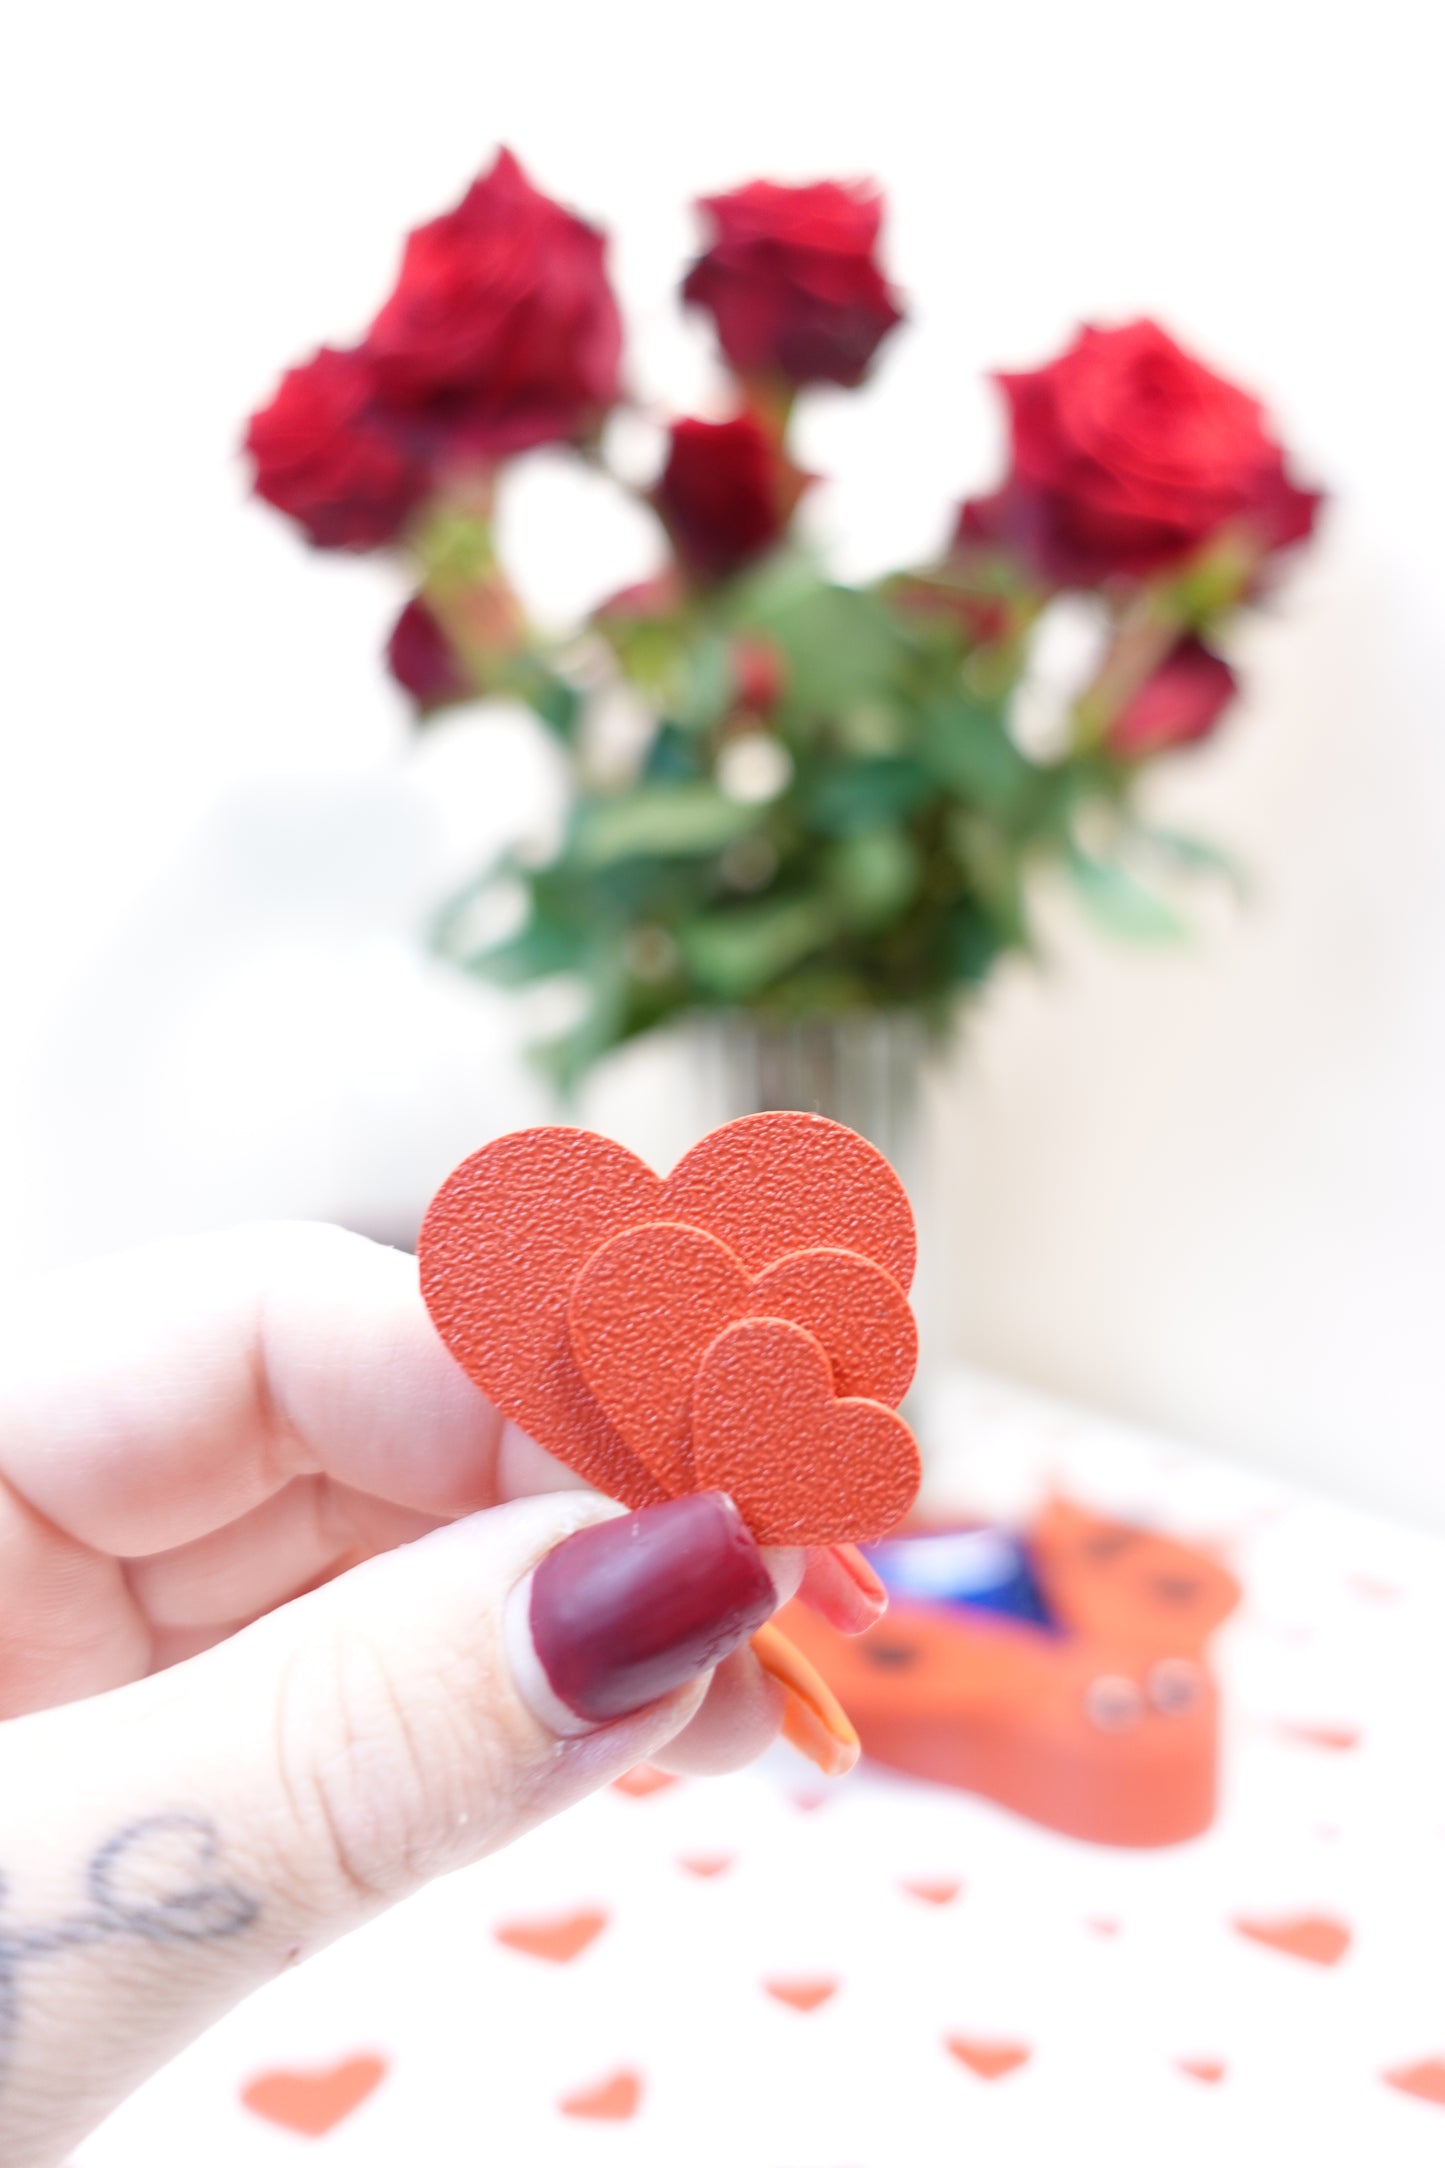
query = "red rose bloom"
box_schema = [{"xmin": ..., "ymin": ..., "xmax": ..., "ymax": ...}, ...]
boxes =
[
  {"xmin": 365, "ymin": 149, "xmax": 622, "ymax": 456},
  {"xmin": 245, "ymin": 347, "xmax": 425, "ymax": 550},
  {"xmin": 655, "ymin": 414, "xmax": 808, "ymax": 583},
  {"xmin": 682, "ymin": 179, "xmax": 903, "ymax": 388},
  {"xmin": 386, "ymin": 596, "xmax": 471, "ymax": 710},
  {"xmin": 956, "ymin": 320, "xmax": 1320, "ymax": 585},
  {"xmin": 1107, "ymin": 637, "xmax": 1238, "ymax": 757}
]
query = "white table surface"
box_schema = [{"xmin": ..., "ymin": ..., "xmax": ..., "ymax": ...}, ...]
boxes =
[{"xmin": 78, "ymin": 1369, "xmax": 1445, "ymax": 2167}]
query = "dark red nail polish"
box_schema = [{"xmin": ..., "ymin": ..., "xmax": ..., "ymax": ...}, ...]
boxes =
[{"xmin": 529, "ymin": 1492, "xmax": 776, "ymax": 1724}]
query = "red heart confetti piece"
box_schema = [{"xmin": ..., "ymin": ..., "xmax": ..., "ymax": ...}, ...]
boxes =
[
  {"xmin": 559, "ymin": 2069, "xmax": 643, "ymax": 2121},
  {"xmin": 900, "ymin": 1877, "xmax": 963, "ymax": 1906},
  {"xmin": 1383, "ymin": 2059, "xmax": 1445, "ymax": 2106},
  {"xmin": 494, "ymin": 1907, "xmax": 608, "ymax": 1963},
  {"xmin": 1176, "ymin": 2057, "xmax": 1227, "ymax": 2085},
  {"xmin": 944, "ymin": 2037, "xmax": 1032, "ymax": 2081},
  {"xmin": 612, "ymin": 1764, "xmax": 679, "ymax": 1798},
  {"xmin": 692, "ymin": 1317, "xmax": 920, "ymax": 1546},
  {"xmin": 568, "ymin": 1223, "xmax": 915, "ymax": 1492},
  {"xmin": 678, "ymin": 1853, "xmax": 736, "ymax": 1878},
  {"xmin": 418, "ymin": 1114, "xmax": 914, "ymax": 1504},
  {"xmin": 1231, "ymin": 1912, "xmax": 1351, "ymax": 1967},
  {"xmin": 1275, "ymin": 1720, "xmax": 1362, "ymax": 1752},
  {"xmin": 764, "ymin": 1976, "xmax": 839, "ymax": 2012},
  {"xmin": 241, "ymin": 2055, "xmax": 388, "ymax": 2137}
]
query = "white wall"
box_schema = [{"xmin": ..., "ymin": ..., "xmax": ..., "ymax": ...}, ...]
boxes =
[{"xmin": 3, "ymin": 0, "xmax": 1443, "ymax": 1521}]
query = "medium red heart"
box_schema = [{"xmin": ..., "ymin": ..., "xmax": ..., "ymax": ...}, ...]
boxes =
[
  {"xmin": 567, "ymin": 1222, "xmax": 916, "ymax": 1495},
  {"xmin": 241, "ymin": 2054, "xmax": 387, "ymax": 2136},
  {"xmin": 418, "ymin": 1114, "xmax": 914, "ymax": 1503},
  {"xmin": 691, "ymin": 1317, "xmax": 920, "ymax": 1546}
]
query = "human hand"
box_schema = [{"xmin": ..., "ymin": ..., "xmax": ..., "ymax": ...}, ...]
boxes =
[{"xmin": 0, "ymin": 1223, "xmax": 883, "ymax": 2168}]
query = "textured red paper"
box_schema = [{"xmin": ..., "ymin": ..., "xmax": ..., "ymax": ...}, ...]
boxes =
[
  {"xmin": 567, "ymin": 1222, "xmax": 916, "ymax": 1495},
  {"xmin": 418, "ymin": 1113, "xmax": 916, "ymax": 1515},
  {"xmin": 691, "ymin": 1316, "xmax": 921, "ymax": 1546}
]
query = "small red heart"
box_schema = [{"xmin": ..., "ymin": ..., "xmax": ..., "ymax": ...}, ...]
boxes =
[
  {"xmin": 241, "ymin": 2054, "xmax": 387, "ymax": 2136},
  {"xmin": 1176, "ymin": 2057, "xmax": 1227, "ymax": 2085},
  {"xmin": 692, "ymin": 1317, "xmax": 920, "ymax": 1546},
  {"xmin": 418, "ymin": 1115, "xmax": 913, "ymax": 1504},
  {"xmin": 568, "ymin": 1223, "xmax": 916, "ymax": 1494},
  {"xmin": 1231, "ymin": 1912, "xmax": 1351, "ymax": 1967},
  {"xmin": 1384, "ymin": 2059, "xmax": 1445, "ymax": 2107},
  {"xmin": 764, "ymin": 1976, "xmax": 839, "ymax": 2011},
  {"xmin": 612, "ymin": 1764, "xmax": 678, "ymax": 1798},
  {"xmin": 945, "ymin": 2037, "xmax": 1032, "ymax": 2081},
  {"xmin": 559, "ymin": 2069, "xmax": 643, "ymax": 2120},
  {"xmin": 678, "ymin": 1853, "xmax": 735, "ymax": 1878},
  {"xmin": 900, "ymin": 1877, "xmax": 963, "ymax": 1906},
  {"xmin": 494, "ymin": 1907, "xmax": 608, "ymax": 1963}
]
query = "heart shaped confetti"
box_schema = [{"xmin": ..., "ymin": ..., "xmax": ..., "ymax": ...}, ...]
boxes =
[
  {"xmin": 692, "ymin": 1317, "xmax": 921, "ymax": 1546},
  {"xmin": 1231, "ymin": 1912, "xmax": 1351, "ymax": 1967},
  {"xmin": 494, "ymin": 1907, "xmax": 608, "ymax": 1963},
  {"xmin": 558, "ymin": 2068, "xmax": 643, "ymax": 2120},
  {"xmin": 240, "ymin": 2054, "xmax": 388, "ymax": 2137},
  {"xmin": 944, "ymin": 2037, "xmax": 1033, "ymax": 2081},
  {"xmin": 763, "ymin": 1976, "xmax": 840, "ymax": 2011},
  {"xmin": 418, "ymin": 1113, "xmax": 921, "ymax": 1547},
  {"xmin": 568, "ymin": 1222, "xmax": 915, "ymax": 1494}
]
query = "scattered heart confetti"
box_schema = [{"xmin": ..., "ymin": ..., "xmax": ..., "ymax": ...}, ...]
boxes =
[
  {"xmin": 558, "ymin": 2069, "xmax": 644, "ymax": 2121},
  {"xmin": 418, "ymin": 1113, "xmax": 918, "ymax": 1540},
  {"xmin": 1177, "ymin": 2057, "xmax": 1227, "ymax": 2084},
  {"xmin": 1383, "ymin": 2058, "xmax": 1445, "ymax": 2106},
  {"xmin": 899, "ymin": 1878, "xmax": 963, "ymax": 1906},
  {"xmin": 568, "ymin": 1223, "xmax": 915, "ymax": 1492},
  {"xmin": 612, "ymin": 1765, "xmax": 679, "ymax": 1799},
  {"xmin": 241, "ymin": 2054, "xmax": 388, "ymax": 2136},
  {"xmin": 944, "ymin": 2037, "xmax": 1033, "ymax": 2080},
  {"xmin": 1275, "ymin": 1720, "xmax": 1362, "ymax": 1752},
  {"xmin": 692, "ymin": 1316, "xmax": 920, "ymax": 1545},
  {"xmin": 764, "ymin": 1977, "xmax": 840, "ymax": 2012},
  {"xmin": 1231, "ymin": 1913, "xmax": 1352, "ymax": 1967},
  {"xmin": 494, "ymin": 1907, "xmax": 608, "ymax": 1963}
]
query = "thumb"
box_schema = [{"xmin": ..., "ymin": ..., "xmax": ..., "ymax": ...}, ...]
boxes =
[{"xmin": 0, "ymin": 1490, "xmax": 777, "ymax": 2168}]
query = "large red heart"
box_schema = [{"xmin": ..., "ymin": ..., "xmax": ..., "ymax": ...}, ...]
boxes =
[
  {"xmin": 691, "ymin": 1317, "xmax": 921, "ymax": 1546},
  {"xmin": 418, "ymin": 1114, "xmax": 914, "ymax": 1504},
  {"xmin": 567, "ymin": 1222, "xmax": 916, "ymax": 1494}
]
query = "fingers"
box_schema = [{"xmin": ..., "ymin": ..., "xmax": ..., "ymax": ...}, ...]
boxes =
[
  {"xmin": 0, "ymin": 1490, "xmax": 780, "ymax": 2168},
  {"xmin": 0, "ymin": 1224, "xmax": 509, "ymax": 1558}
]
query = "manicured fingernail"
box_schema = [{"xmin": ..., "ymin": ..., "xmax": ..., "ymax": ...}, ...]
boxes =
[
  {"xmin": 528, "ymin": 1492, "xmax": 777, "ymax": 1726},
  {"xmin": 751, "ymin": 1622, "xmax": 861, "ymax": 1778},
  {"xmin": 798, "ymin": 1543, "xmax": 890, "ymax": 1634}
]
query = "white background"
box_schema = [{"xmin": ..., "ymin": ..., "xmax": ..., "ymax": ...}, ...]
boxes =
[{"xmin": 2, "ymin": 0, "xmax": 1442, "ymax": 1521}]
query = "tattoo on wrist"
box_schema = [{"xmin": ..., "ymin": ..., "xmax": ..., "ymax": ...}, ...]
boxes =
[{"xmin": 0, "ymin": 1814, "xmax": 261, "ymax": 2087}]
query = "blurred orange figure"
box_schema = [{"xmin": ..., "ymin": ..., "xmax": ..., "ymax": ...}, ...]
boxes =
[{"xmin": 779, "ymin": 1500, "xmax": 1240, "ymax": 1847}]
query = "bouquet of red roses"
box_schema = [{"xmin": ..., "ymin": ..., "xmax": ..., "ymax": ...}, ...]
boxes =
[{"xmin": 247, "ymin": 150, "xmax": 1321, "ymax": 1083}]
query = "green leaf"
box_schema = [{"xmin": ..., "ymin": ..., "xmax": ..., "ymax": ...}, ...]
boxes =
[
  {"xmin": 740, "ymin": 582, "xmax": 906, "ymax": 715},
  {"xmin": 1066, "ymin": 848, "xmax": 1188, "ymax": 942},
  {"xmin": 458, "ymin": 909, "xmax": 586, "ymax": 985},
  {"xmin": 802, "ymin": 757, "xmax": 933, "ymax": 834},
  {"xmin": 917, "ymin": 695, "xmax": 1033, "ymax": 813},
  {"xmin": 680, "ymin": 894, "xmax": 835, "ymax": 998},
  {"xmin": 571, "ymin": 783, "xmax": 761, "ymax": 868},
  {"xmin": 825, "ymin": 828, "xmax": 920, "ymax": 931}
]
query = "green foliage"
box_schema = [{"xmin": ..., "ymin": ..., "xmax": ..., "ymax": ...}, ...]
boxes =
[{"xmin": 438, "ymin": 560, "xmax": 1230, "ymax": 1077}]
